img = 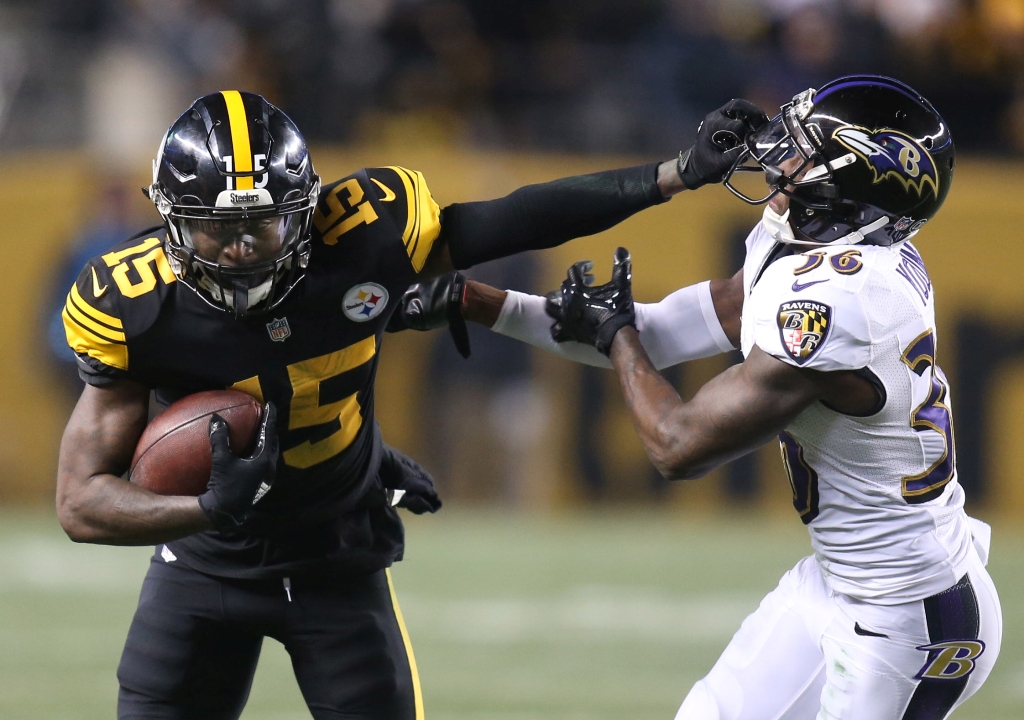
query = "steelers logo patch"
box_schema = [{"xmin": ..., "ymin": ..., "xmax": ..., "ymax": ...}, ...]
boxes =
[
  {"xmin": 343, "ymin": 283, "xmax": 389, "ymax": 323},
  {"xmin": 777, "ymin": 300, "xmax": 832, "ymax": 364}
]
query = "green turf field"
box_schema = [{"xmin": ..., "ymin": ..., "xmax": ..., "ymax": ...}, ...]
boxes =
[{"xmin": 1, "ymin": 508, "xmax": 1020, "ymax": 719}]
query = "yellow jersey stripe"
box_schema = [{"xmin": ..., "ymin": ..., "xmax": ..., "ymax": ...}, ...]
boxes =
[
  {"xmin": 221, "ymin": 90, "xmax": 254, "ymax": 190},
  {"xmin": 70, "ymin": 283, "xmax": 123, "ymax": 329},
  {"xmin": 62, "ymin": 307, "xmax": 129, "ymax": 370},
  {"xmin": 385, "ymin": 569, "xmax": 424, "ymax": 720},
  {"xmin": 102, "ymin": 237, "xmax": 162, "ymax": 268},
  {"xmin": 65, "ymin": 295, "xmax": 126, "ymax": 343}
]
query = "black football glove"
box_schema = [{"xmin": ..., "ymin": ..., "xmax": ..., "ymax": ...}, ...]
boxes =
[
  {"xmin": 386, "ymin": 272, "xmax": 471, "ymax": 358},
  {"xmin": 545, "ymin": 247, "xmax": 635, "ymax": 356},
  {"xmin": 677, "ymin": 99, "xmax": 769, "ymax": 190},
  {"xmin": 198, "ymin": 403, "xmax": 279, "ymax": 532},
  {"xmin": 378, "ymin": 443, "xmax": 442, "ymax": 514}
]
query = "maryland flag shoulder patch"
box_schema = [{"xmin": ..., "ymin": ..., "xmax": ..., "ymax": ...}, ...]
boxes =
[{"xmin": 777, "ymin": 300, "xmax": 832, "ymax": 364}]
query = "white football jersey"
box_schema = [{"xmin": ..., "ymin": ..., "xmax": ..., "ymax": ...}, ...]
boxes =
[{"xmin": 739, "ymin": 221, "xmax": 973, "ymax": 603}]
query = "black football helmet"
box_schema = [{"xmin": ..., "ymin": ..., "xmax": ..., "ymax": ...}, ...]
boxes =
[
  {"xmin": 147, "ymin": 90, "xmax": 320, "ymax": 317},
  {"xmin": 724, "ymin": 76, "xmax": 954, "ymax": 246}
]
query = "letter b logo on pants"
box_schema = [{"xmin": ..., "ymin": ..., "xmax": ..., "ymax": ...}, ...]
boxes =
[{"xmin": 915, "ymin": 640, "xmax": 986, "ymax": 680}]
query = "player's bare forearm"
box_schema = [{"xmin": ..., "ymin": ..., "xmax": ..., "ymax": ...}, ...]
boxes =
[
  {"xmin": 56, "ymin": 382, "xmax": 212, "ymax": 545},
  {"xmin": 461, "ymin": 279, "xmax": 506, "ymax": 328},
  {"xmin": 60, "ymin": 473, "xmax": 211, "ymax": 546},
  {"xmin": 610, "ymin": 330, "xmax": 819, "ymax": 480}
]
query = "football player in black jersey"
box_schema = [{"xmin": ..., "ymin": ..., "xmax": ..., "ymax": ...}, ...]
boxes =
[{"xmin": 56, "ymin": 90, "xmax": 766, "ymax": 720}]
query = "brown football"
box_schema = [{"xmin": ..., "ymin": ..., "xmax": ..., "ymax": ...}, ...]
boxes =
[{"xmin": 129, "ymin": 390, "xmax": 262, "ymax": 497}]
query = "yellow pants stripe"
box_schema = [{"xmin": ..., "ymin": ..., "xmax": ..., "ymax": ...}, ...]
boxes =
[{"xmin": 385, "ymin": 568, "xmax": 424, "ymax": 720}]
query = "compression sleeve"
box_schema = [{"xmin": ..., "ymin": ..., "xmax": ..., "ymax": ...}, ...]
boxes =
[
  {"xmin": 491, "ymin": 282, "xmax": 735, "ymax": 369},
  {"xmin": 441, "ymin": 163, "xmax": 667, "ymax": 269}
]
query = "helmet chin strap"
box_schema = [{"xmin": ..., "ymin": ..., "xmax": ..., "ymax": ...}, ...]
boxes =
[
  {"xmin": 762, "ymin": 206, "xmax": 821, "ymax": 246},
  {"xmin": 763, "ymin": 205, "xmax": 891, "ymax": 246}
]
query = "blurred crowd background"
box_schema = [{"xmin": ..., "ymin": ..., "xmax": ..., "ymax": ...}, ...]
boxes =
[
  {"xmin": 2, "ymin": 0, "xmax": 1024, "ymax": 515},
  {"xmin": 3, "ymin": 0, "xmax": 1024, "ymax": 155}
]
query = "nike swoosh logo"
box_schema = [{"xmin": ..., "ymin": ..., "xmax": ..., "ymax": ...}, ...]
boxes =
[
  {"xmin": 854, "ymin": 622, "xmax": 889, "ymax": 638},
  {"xmin": 792, "ymin": 278, "xmax": 829, "ymax": 292},
  {"xmin": 91, "ymin": 266, "xmax": 108, "ymax": 297},
  {"xmin": 371, "ymin": 177, "xmax": 397, "ymax": 202}
]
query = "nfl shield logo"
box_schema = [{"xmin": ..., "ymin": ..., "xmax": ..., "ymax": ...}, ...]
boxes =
[{"xmin": 266, "ymin": 317, "xmax": 291, "ymax": 342}]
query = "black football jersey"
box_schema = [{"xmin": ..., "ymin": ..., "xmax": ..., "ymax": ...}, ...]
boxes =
[{"xmin": 62, "ymin": 167, "xmax": 442, "ymax": 578}]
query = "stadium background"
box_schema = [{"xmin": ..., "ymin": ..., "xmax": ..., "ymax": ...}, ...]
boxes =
[{"xmin": 1, "ymin": 1, "xmax": 1022, "ymax": 718}]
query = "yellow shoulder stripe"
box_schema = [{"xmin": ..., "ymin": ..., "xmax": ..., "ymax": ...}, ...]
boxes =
[
  {"xmin": 70, "ymin": 283, "xmax": 123, "ymax": 329},
  {"xmin": 65, "ymin": 294, "xmax": 126, "ymax": 343},
  {"xmin": 62, "ymin": 307, "xmax": 128, "ymax": 371},
  {"xmin": 386, "ymin": 166, "xmax": 442, "ymax": 273}
]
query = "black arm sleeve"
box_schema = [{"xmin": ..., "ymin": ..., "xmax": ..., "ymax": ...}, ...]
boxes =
[{"xmin": 441, "ymin": 162, "xmax": 667, "ymax": 270}]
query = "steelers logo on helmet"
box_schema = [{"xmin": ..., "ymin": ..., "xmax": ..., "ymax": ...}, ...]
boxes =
[
  {"xmin": 833, "ymin": 126, "xmax": 939, "ymax": 198},
  {"xmin": 343, "ymin": 283, "xmax": 389, "ymax": 323},
  {"xmin": 777, "ymin": 301, "xmax": 832, "ymax": 364}
]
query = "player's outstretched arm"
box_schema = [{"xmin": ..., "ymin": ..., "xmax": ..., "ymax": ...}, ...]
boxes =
[
  {"xmin": 387, "ymin": 271, "xmax": 742, "ymax": 368},
  {"xmin": 487, "ymin": 281, "xmax": 738, "ymax": 369},
  {"xmin": 419, "ymin": 100, "xmax": 768, "ymax": 277},
  {"xmin": 56, "ymin": 381, "xmax": 212, "ymax": 545}
]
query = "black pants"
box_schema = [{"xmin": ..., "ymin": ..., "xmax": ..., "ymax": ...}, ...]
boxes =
[{"xmin": 117, "ymin": 556, "xmax": 421, "ymax": 720}]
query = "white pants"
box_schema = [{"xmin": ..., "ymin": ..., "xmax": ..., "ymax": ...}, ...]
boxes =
[{"xmin": 675, "ymin": 550, "xmax": 1001, "ymax": 720}]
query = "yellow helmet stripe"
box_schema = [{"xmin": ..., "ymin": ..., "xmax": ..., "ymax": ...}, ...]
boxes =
[{"xmin": 221, "ymin": 90, "xmax": 254, "ymax": 190}]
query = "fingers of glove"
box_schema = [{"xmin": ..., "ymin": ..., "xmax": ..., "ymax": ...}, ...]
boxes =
[
  {"xmin": 209, "ymin": 413, "xmax": 230, "ymax": 454},
  {"xmin": 721, "ymin": 98, "xmax": 769, "ymax": 131},
  {"xmin": 567, "ymin": 261, "xmax": 591, "ymax": 289},
  {"xmin": 611, "ymin": 247, "xmax": 632, "ymax": 291},
  {"xmin": 250, "ymin": 402, "xmax": 278, "ymax": 460},
  {"xmin": 400, "ymin": 494, "xmax": 439, "ymax": 514},
  {"xmin": 705, "ymin": 116, "xmax": 752, "ymax": 148}
]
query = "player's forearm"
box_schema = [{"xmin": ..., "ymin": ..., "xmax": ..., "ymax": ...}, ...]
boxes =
[
  {"xmin": 611, "ymin": 336, "xmax": 818, "ymax": 480},
  {"xmin": 57, "ymin": 473, "xmax": 211, "ymax": 546},
  {"xmin": 441, "ymin": 162, "xmax": 674, "ymax": 269},
  {"xmin": 461, "ymin": 280, "xmax": 506, "ymax": 328},
  {"xmin": 609, "ymin": 327, "xmax": 701, "ymax": 479}
]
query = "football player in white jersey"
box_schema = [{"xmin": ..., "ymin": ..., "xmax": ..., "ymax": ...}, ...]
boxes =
[{"xmin": 405, "ymin": 76, "xmax": 1002, "ymax": 719}]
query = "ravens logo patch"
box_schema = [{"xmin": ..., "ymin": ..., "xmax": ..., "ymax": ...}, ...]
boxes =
[{"xmin": 777, "ymin": 301, "xmax": 832, "ymax": 364}]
